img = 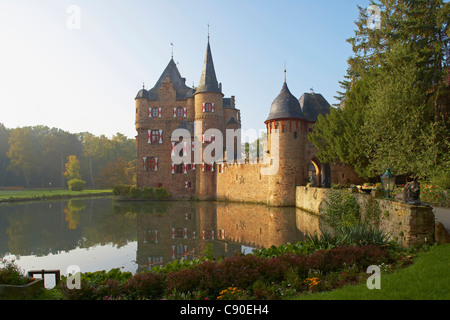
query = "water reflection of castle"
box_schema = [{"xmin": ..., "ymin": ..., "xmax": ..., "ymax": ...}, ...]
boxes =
[{"xmin": 135, "ymin": 201, "xmax": 319, "ymax": 271}]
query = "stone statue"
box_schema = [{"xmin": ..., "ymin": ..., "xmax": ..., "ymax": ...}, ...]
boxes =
[{"xmin": 403, "ymin": 181, "xmax": 421, "ymax": 205}]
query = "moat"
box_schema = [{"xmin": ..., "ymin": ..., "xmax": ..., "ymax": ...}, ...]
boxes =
[{"xmin": 0, "ymin": 197, "xmax": 321, "ymax": 288}]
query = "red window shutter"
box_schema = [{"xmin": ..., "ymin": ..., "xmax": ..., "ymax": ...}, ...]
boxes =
[
  {"xmin": 191, "ymin": 141, "xmax": 194, "ymax": 151},
  {"xmin": 171, "ymin": 163, "xmax": 175, "ymax": 174},
  {"xmin": 183, "ymin": 107, "xmax": 187, "ymax": 117},
  {"xmin": 202, "ymin": 103, "xmax": 205, "ymax": 112},
  {"xmin": 183, "ymin": 163, "xmax": 187, "ymax": 174},
  {"xmin": 211, "ymin": 103, "xmax": 215, "ymax": 112},
  {"xmin": 143, "ymin": 157, "xmax": 147, "ymax": 170},
  {"xmin": 158, "ymin": 108, "xmax": 162, "ymax": 117},
  {"xmin": 173, "ymin": 108, "xmax": 177, "ymax": 117},
  {"xmin": 147, "ymin": 130, "xmax": 151, "ymax": 144},
  {"xmin": 159, "ymin": 130, "xmax": 163, "ymax": 143},
  {"xmin": 148, "ymin": 108, "xmax": 152, "ymax": 118},
  {"xmin": 183, "ymin": 142, "xmax": 187, "ymax": 156},
  {"xmin": 171, "ymin": 142, "xmax": 175, "ymax": 156},
  {"xmin": 201, "ymin": 163, "xmax": 205, "ymax": 171},
  {"xmin": 155, "ymin": 157, "xmax": 158, "ymax": 171}
]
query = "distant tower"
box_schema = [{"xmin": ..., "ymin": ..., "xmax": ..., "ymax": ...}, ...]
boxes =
[
  {"xmin": 194, "ymin": 38, "xmax": 224, "ymax": 200},
  {"xmin": 264, "ymin": 72, "xmax": 308, "ymax": 206}
]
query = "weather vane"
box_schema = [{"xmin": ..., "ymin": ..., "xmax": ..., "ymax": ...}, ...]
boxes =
[{"xmin": 170, "ymin": 42, "xmax": 174, "ymax": 59}]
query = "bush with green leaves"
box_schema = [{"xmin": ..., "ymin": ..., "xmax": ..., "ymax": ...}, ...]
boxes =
[
  {"xmin": 0, "ymin": 259, "xmax": 30, "ymax": 285},
  {"xmin": 129, "ymin": 186, "xmax": 141, "ymax": 199},
  {"xmin": 320, "ymin": 189, "xmax": 360, "ymax": 230},
  {"xmin": 68, "ymin": 178, "xmax": 86, "ymax": 191}
]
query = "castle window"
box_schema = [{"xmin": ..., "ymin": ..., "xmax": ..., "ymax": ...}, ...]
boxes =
[
  {"xmin": 149, "ymin": 108, "xmax": 162, "ymax": 118},
  {"xmin": 202, "ymin": 163, "xmax": 214, "ymax": 172},
  {"xmin": 143, "ymin": 157, "xmax": 158, "ymax": 171},
  {"xmin": 174, "ymin": 164, "xmax": 183, "ymax": 174},
  {"xmin": 148, "ymin": 129, "xmax": 163, "ymax": 144},
  {"xmin": 202, "ymin": 103, "xmax": 215, "ymax": 113},
  {"xmin": 171, "ymin": 163, "xmax": 188, "ymax": 174},
  {"xmin": 173, "ymin": 107, "xmax": 187, "ymax": 117},
  {"xmin": 294, "ymin": 132, "xmax": 298, "ymax": 139}
]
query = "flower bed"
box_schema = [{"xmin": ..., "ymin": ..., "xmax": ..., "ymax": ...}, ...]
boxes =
[{"xmin": 56, "ymin": 244, "xmax": 407, "ymax": 300}]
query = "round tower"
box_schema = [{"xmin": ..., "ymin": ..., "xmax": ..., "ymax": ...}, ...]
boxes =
[
  {"xmin": 264, "ymin": 77, "xmax": 308, "ymax": 206},
  {"xmin": 194, "ymin": 39, "xmax": 224, "ymax": 201}
]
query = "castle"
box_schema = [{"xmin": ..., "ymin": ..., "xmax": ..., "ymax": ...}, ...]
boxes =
[{"xmin": 135, "ymin": 39, "xmax": 362, "ymax": 206}]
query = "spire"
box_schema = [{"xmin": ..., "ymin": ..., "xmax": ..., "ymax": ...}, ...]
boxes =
[{"xmin": 195, "ymin": 33, "xmax": 221, "ymax": 95}]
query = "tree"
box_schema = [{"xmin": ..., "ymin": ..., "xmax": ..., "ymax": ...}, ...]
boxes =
[
  {"xmin": 64, "ymin": 155, "xmax": 81, "ymax": 182},
  {"xmin": 6, "ymin": 127, "xmax": 42, "ymax": 187},
  {"xmin": 312, "ymin": 0, "xmax": 450, "ymax": 181}
]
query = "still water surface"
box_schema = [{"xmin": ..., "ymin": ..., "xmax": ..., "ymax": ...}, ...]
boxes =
[{"xmin": 0, "ymin": 197, "xmax": 320, "ymax": 288}]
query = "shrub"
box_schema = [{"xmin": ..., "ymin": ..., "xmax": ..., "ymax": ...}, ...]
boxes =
[
  {"xmin": 68, "ymin": 178, "xmax": 86, "ymax": 191},
  {"xmin": 123, "ymin": 272, "xmax": 165, "ymax": 299},
  {"xmin": 320, "ymin": 189, "xmax": 360, "ymax": 230},
  {"xmin": 113, "ymin": 185, "xmax": 131, "ymax": 196},
  {"xmin": 129, "ymin": 186, "xmax": 141, "ymax": 199},
  {"xmin": 141, "ymin": 187, "xmax": 154, "ymax": 200},
  {"xmin": 305, "ymin": 224, "xmax": 391, "ymax": 248},
  {"xmin": 0, "ymin": 259, "xmax": 30, "ymax": 285},
  {"xmin": 154, "ymin": 187, "xmax": 170, "ymax": 200}
]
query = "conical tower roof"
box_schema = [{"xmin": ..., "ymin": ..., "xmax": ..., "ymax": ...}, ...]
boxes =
[
  {"xmin": 195, "ymin": 40, "xmax": 221, "ymax": 95},
  {"xmin": 265, "ymin": 81, "xmax": 305, "ymax": 123}
]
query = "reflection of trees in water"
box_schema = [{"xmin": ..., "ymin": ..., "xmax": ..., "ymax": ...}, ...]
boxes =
[{"xmin": 0, "ymin": 198, "xmax": 137, "ymax": 258}]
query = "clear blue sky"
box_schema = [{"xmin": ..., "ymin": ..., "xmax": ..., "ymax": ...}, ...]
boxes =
[{"xmin": 0, "ymin": 0, "xmax": 371, "ymax": 139}]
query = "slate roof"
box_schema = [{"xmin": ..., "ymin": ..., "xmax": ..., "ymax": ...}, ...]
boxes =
[
  {"xmin": 299, "ymin": 92, "xmax": 331, "ymax": 122},
  {"xmin": 195, "ymin": 41, "xmax": 222, "ymax": 95},
  {"xmin": 223, "ymin": 97, "xmax": 234, "ymax": 109},
  {"xmin": 265, "ymin": 81, "xmax": 305, "ymax": 122},
  {"xmin": 136, "ymin": 58, "xmax": 194, "ymax": 100}
]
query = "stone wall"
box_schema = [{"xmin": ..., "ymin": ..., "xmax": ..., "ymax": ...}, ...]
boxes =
[
  {"xmin": 295, "ymin": 187, "xmax": 435, "ymax": 247},
  {"xmin": 216, "ymin": 161, "xmax": 270, "ymax": 204}
]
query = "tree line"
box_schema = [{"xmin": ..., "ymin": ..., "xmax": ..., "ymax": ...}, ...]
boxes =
[
  {"xmin": 309, "ymin": 0, "xmax": 450, "ymax": 187},
  {"xmin": 0, "ymin": 124, "xmax": 136, "ymax": 189}
]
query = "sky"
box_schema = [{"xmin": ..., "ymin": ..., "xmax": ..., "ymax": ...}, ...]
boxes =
[{"xmin": 0, "ymin": 0, "xmax": 372, "ymax": 139}]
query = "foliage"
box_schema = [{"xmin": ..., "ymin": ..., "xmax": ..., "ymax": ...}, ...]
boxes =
[
  {"xmin": 129, "ymin": 186, "xmax": 141, "ymax": 199},
  {"xmin": 113, "ymin": 185, "xmax": 171, "ymax": 201},
  {"xmin": 53, "ymin": 241, "xmax": 412, "ymax": 300},
  {"xmin": 0, "ymin": 125, "xmax": 135, "ymax": 189},
  {"xmin": 64, "ymin": 155, "xmax": 81, "ymax": 181},
  {"xmin": 320, "ymin": 189, "xmax": 360, "ymax": 230},
  {"xmin": 313, "ymin": 0, "xmax": 450, "ymax": 181},
  {"xmin": 306, "ymin": 225, "xmax": 391, "ymax": 248},
  {"xmin": 154, "ymin": 187, "xmax": 170, "ymax": 200},
  {"xmin": 67, "ymin": 178, "xmax": 86, "ymax": 191},
  {"xmin": 141, "ymin": 187, "xmax": 154, "ymax": 200},
  {"xmin": 0, "ymin": 259, "xmax": 30, "ymax": 285}
]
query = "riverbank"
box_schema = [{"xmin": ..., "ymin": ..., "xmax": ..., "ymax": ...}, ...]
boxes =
[{"xmin": 0, "ymin": 188, "xmax": 113, "ymax": 203}]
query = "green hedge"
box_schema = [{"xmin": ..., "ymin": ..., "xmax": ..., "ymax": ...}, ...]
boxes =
[{"xmin": 113, "ymin": 185, "xmax": 170, "ymax": 201}]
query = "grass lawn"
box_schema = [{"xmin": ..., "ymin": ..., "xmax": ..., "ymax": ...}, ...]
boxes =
[
  {"xmin": 0, "ymin": 188, "xmax": 113, "ymax": 202},
  {"xmin": 292, "ymin": 244, "xmax": 450, "ymax": 300}
]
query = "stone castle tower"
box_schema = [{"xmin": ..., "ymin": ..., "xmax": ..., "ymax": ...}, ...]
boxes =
[{"xmin": 135, "ymin": 39, "xmax": 241, "ymax": 200}]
